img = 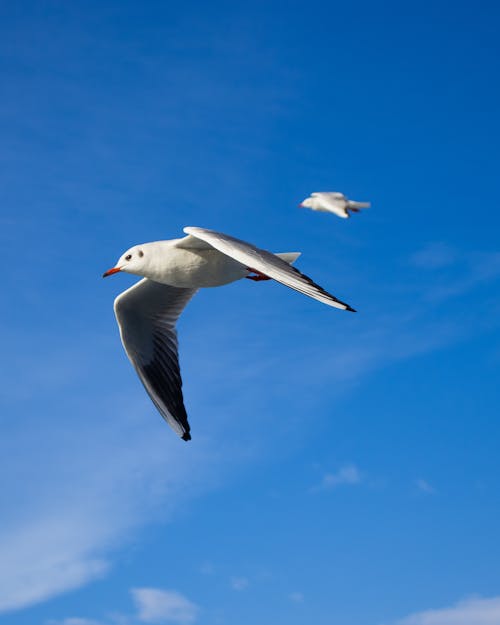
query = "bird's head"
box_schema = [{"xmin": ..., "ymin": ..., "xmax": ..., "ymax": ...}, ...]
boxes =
[
  {"xmin": 299, "ymin": 197, "xmax": 314, "ymax": 209},
  {"xmin": 103, "ymin": 244, "xmax": 151, "ymax": 278}
]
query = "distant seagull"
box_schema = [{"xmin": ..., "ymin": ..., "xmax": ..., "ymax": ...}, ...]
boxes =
[
  {"xmin": 299, "ymin": 192, "xmax": 370, "ymax": 219},
  {"xmin": 103, "ymin": 227, "xmax": 355, "ymax": 441}
]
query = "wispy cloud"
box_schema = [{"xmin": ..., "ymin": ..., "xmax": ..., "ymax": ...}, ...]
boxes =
[
  {"xmin": 0, "ymin": 377, "xmax": 221, "ymax": 614},
  {"xmin": 313, "ymin": 464, "xmax": 362, "ymax": 491},
  {"xmin": 393, "ymin": 595, "xmax": 500, "ymax": 625},
  {"xmin": 0, "ymin": 514, "xmax": 109, "ymax": 613},
  {"xmin": 48, "ymin": 619, "xmax": 104, "ymax": 625},
  {"xmin": 49, "ymin": 588, "xmax": 198, "ymax": 625},
  {"xmin": 409, "ymin": 243, "xmax": 500, "ymax": 303},
  {"xmin": 410, "ymin": 243, "xmax": 457, "ymax": 269},
  {"xmin": 230, "ymin": 577, "xmax": 249, "ymax": 591},
  {"xmin": 426, "ymin": 252, "xmax": 500, "ymax": 302},
  {"xmin": 293, "ymin": 242, "xmax": 500, "ymax": 399},
  {"xmin": 199, "ymin": 561, "xmax": 215, "ymax": 575},
  {"xmin": 289, "ymin": 592, "xmax": 304, "ymax": 603},
  {"xmin": 305, "ymin": 317, "xmax": 463, "ymax": 391},
  {"xmin": 132, "ymin": 588, "xmax": 198, "ymax": 625},
  {"xmin": 415, "ymin": 479, "xmax": 437, "ymax": 494}
]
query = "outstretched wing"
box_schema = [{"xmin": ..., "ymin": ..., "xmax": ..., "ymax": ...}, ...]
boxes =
[
  {"xmin": 114, "ymin": 279, "xmax": 198, "ymax": 441},
  {"xmin": 183, "ymin": 226, "xmax": 355, "ymax": 311},
  {"xmin": 317, "ymin": 193, "xmax": 349, "ymax": 218}
]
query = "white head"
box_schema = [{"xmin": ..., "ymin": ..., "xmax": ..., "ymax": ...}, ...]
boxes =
[
  {"xmin": 298, "ymin": 196, "xmax": 317, "ymax": 209},
  {"xmin": 103, "ymin": 243, "xmax": 155, "ymax": 278}
]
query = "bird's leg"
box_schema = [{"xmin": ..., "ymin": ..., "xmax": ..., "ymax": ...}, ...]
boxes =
[
  {"xmin": 248, "ymin": 274, "xmax": 270, "ymax": 281},
  {"xmin": 246, "ymin": 268, "xmax": 271, "ymax": 281}
]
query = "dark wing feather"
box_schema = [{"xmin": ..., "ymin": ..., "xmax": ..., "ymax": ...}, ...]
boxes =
[
  {"xmin": 183, "ymin": 227, "xmax": 355, "ymax": 311},
  {"xmin": 114, "ymin": 279, "xmax": 198, "ymax": 441}
]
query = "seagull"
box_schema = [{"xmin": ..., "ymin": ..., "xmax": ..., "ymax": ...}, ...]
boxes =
[
  {"xmin": 299, "ymin": 192, "xmax": 370, "ymax": 219},
  {"xmin": 103, "ymin": 226, "xmax": 355, "ymax": 441}
]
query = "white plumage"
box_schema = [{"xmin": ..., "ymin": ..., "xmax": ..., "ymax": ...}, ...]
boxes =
[
  {"xmin": 103, "ymin": 226, "xmax": 355, "ymax": 441},
  {"xmin": 300, "ymin": 192, "xmax": 370, "ymax": 219}
]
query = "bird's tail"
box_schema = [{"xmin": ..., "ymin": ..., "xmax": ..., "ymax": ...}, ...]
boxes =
[
  {"xmin": 275, "ymin": 252, "xmax": 301, "ymax": 265},
  {"xmin": 347, "ymin": 201, "xmax": 371, "ymax": 210}
]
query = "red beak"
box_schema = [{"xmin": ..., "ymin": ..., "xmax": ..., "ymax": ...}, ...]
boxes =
[
  {"xmin": 102, "ymin": 267, "xmax": 121, "ymax": 278},
  {"xmin": 298, "ymin": 202, "xmax": 304, "ymax": 207}
]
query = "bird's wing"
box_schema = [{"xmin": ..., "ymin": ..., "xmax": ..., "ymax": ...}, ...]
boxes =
[
  {"xmin": 317, "ymin": 193, "xmax": 349, "ymax": 217},
  {"xmin": 174, "ymin": 234, "xmax": 214, "ymax": 250},
  {"xmin": 183, "ymin": 227, "xmax": 355, "ymax": 311},
  {"xmin": 323, "ymin": 192, "xmax": 346, "ymax": 199},
  {"xmin": 114, "ymin": 278, "xmax": 198, "ymax": 441}
]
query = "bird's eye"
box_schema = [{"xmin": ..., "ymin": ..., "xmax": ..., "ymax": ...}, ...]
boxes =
[
  {"xmin": 138, "ymin": 250, "xmax": 144, "ymax": 258},
  {"xmin": 125, "ymin": 254, "xmax": 132, "ymax": 261}
]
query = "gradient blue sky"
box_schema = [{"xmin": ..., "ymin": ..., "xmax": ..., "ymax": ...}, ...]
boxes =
[{"xmin": 1, "ymin": 2, "xmax": 500, "ymax": 625}]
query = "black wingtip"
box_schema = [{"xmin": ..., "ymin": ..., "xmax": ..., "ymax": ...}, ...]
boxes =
[
  {"xmin": 345, "ymin": 305, "xmax": 357, "ymax": 312},
  {"xmin": 181, "ymin": 432, "xmax": 192, "ymax": 441}
]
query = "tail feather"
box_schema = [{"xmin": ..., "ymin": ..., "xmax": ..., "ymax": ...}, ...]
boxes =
[
  {"xmin": 275, "ymin": 252, "xmax": 301, "ymax": 265},
  {"xmin": 347, "ymin": 201, "xmax": 370, "ymax": 209}
]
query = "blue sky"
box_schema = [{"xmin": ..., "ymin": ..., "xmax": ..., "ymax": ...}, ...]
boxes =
[{"xmin": 1, "ymin": 1, "xmax": 500, "ymax": 624}]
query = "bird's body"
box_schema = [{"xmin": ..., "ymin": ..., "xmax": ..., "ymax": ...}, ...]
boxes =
[
  {"xmin": 129, "ymin": 239, "xmax": 249, "ymax": 288},
  {"xmin": 104, "ymin": 226, "xmax": 356, "ymax": 442},
  {"xmin": 300, "ymin": 192, "xmax": 370, "ymax": 219}
]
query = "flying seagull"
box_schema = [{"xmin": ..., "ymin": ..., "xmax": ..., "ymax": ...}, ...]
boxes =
[
  {"xmin": 299, "ymin": 192, "xmax": 370, "ymax": 219},
  {"xmin": 103, "ymin": 226, "xmax": 355, "ymax": 441}
]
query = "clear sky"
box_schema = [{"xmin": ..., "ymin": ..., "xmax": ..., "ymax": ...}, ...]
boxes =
[{"xmin": 1, "ymin": 1, "xmax": 500, "ymax": 625}]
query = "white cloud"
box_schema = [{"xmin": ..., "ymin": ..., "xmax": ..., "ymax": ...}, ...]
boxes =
[
  {"xmin": 48, "ymin": 587, "xmax": 199, "ymax": 625},
  {"xmin": 415, "ymin": 479, "xmax": 436, "ymax": 494},
  {"xmin": 314, "ymin": 464, "xmax": 362, "ymax": 491},
  {"xmin": 132, "ymin": 588, "xmax": 198, "ymax": 625},
  {"xmin": 394, "ymin": 595, "xmax": 500, "ymax": 625},
  {"xmin": 0, "ymin": 513, "xmax": 109, "ymax": 612},
  {"xmin": 0, "ymin": 369, "xmax": 221, "ymax": 615},
  {"xmin": 0, "ymin": 486, "xmax": 161, "ymax": 614},
  {"xmin": 230, "ymin": 577, "xmax": 249, "ymax": 591}
]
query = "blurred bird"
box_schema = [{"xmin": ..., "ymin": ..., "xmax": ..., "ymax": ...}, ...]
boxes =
[{"xmin": 299, "ymin": 192, "xmax": 370, "ymax": 219}]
